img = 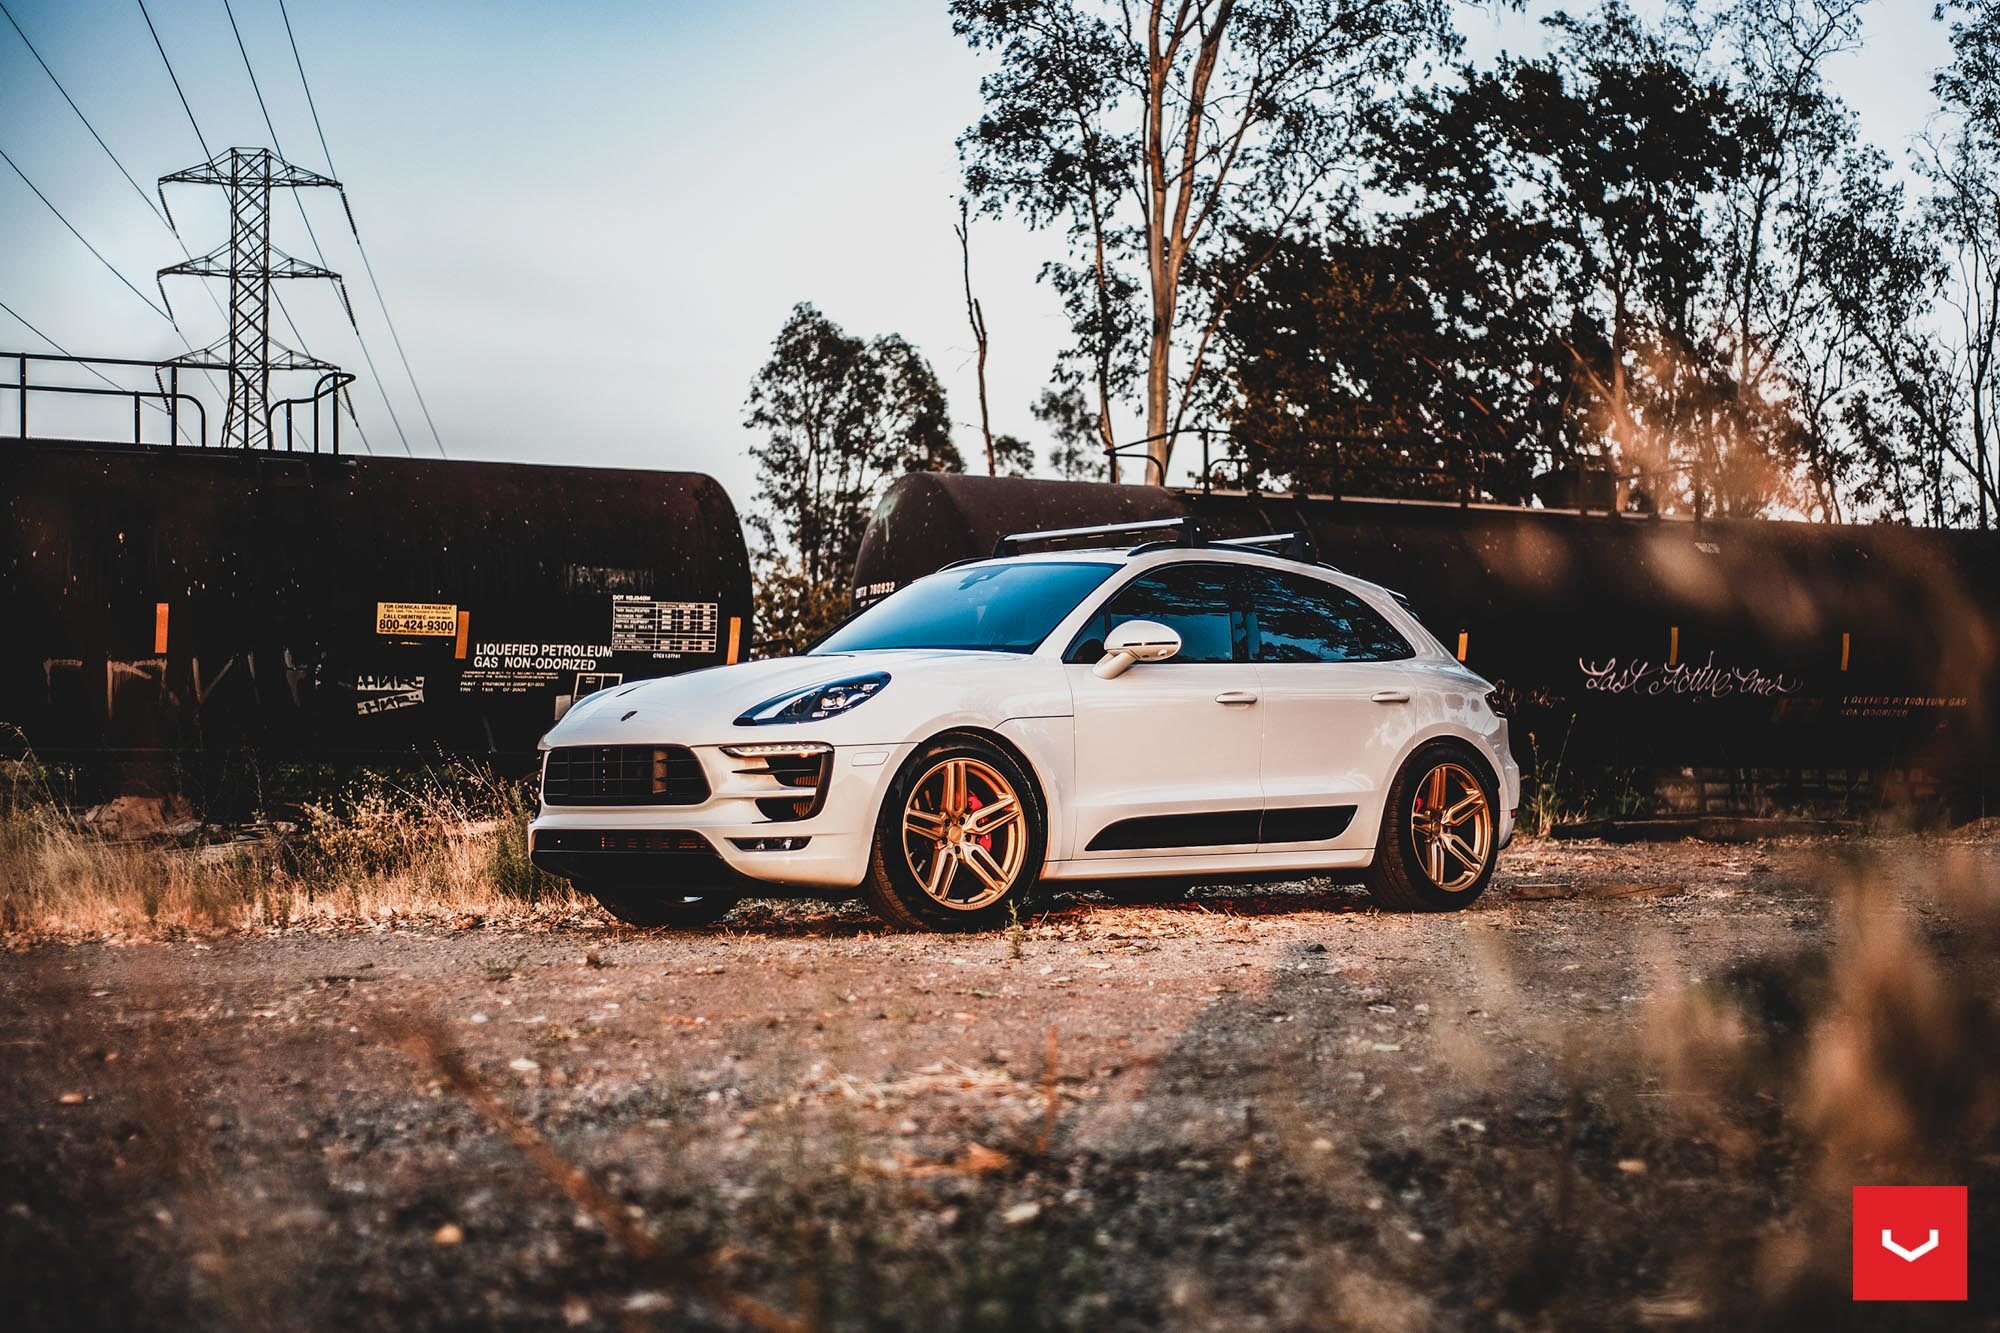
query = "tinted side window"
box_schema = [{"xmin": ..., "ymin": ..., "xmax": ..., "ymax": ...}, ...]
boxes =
[
  {"xmin": 1064, "ymin": 564, "xmax": 1245, "ymax": 664},
  {"xmin": 1247, "ymin": 569, "xmax": 1412, "ymax": 663}
]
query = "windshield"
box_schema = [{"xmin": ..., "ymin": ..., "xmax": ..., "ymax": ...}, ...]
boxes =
[{"xmin": 815, "ymin": 561, "xmax": 1118, "ymax": 654}]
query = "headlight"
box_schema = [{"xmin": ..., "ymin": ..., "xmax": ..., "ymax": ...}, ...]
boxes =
[
  {"xmin": 720, "ymin": 741, "xmax": 835, "ymax": 758},
  {"xmin": 734, "ymin": 672, "xmax": 890, "ymax": 726}
]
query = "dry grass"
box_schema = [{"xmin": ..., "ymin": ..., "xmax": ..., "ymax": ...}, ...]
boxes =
[
  {"xmin": 1632, "ymin": 843, "xmax": 2000, "ymax": 1313},
  {"xmin": 0, "ymin": 755, "xmax": 587, "ymax": 942}
]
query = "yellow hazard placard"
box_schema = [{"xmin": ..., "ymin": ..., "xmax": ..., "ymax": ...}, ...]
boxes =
[{"xmin": 375, "ymin": 601, "xmax": 459, "ymax": 637}]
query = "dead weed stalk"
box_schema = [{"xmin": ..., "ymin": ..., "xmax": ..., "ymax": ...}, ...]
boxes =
[{"xmin": 389, "ymin": 1012, "xmax": 806, "ymax": 1333}]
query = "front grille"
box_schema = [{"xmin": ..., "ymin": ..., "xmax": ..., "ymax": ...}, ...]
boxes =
[{"xmin": 542, "ymin": 745, "xmax": 709, "ymax": 806}]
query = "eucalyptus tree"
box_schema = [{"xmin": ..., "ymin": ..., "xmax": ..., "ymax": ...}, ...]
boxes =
[
  {"xmin": 953, "ymin": 0, "xmax": 1456, "ymax": 485},
  {"xmin": 1924, "ymin": 0, "xmax": 2000, "ymax": 525}
]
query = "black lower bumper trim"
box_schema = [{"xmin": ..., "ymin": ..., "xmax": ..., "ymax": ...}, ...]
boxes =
[{"xmin": 531, "ymin": 828, "xmax": 743, "ymax": 890}]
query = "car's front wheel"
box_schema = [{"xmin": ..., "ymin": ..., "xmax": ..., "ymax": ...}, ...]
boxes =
[
  {"xmin": 1364, "ymin": 743, "xmax": 1500, "ymax": 911},
  {"xmin": 864, "ymin": 735, "xmax": 1046, "ymax": 931},
  {"xmin": 587, "ymin": 888, "xmax": 739, "ymax": 928}
]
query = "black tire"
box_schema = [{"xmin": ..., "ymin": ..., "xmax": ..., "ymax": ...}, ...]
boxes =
[
  {"xmin": 588, "ymin": 889, "xmax": 739, "ymax": 929},
  {"xmin": 1364, "ymin": 741, "xmax": 1501, "ymax": 912},
  {"xmin": 863, "ymin": 734, "xmax": 1047, "ymax": 931}
]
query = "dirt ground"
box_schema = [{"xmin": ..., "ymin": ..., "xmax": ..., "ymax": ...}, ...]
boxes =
[{"xmin": 4, "ymin": 835, "xmax": 1998, "ymax": 1331}]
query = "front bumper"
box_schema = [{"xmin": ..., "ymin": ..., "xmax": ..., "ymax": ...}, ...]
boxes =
[
  {"xmin": 1497, "ymin": 744, "xmax": 1521, "ymax": 849},
  {"xmin": 529, "ymin": 741, "xmax": 913, "ymax": 893}
]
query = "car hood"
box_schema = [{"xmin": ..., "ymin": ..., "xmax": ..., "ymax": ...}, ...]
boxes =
[{"xmin": 540, "ymin": 650, "xmax": 1064, "ymax": 749}]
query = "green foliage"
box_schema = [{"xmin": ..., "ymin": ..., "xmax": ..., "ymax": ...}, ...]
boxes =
[
  {"xmin": 744, "ymin": 552, "xmax": 856, "ymax": 662},
  {"xmin": 743, "ymin": 304, "xmax": 962, "ymax": 655},
  {"xmin": 1032, "ymin": 384, "xmax": 1104, "ymax": 480},
  {"xmin": 1203, "ymin": 1, "xmax": 1983, "ymax": 523},
  {"xmin": 991, "ymin": 432, "xmax": 1035, "ymax": 478},
  {"xmin": 954, "ymin": 0, "xmax": 1993, "ymax": 525}
]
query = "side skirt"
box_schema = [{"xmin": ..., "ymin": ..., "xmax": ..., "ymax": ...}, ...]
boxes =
[
  {"xmin": 1041, "ymin": 847, "xmax": 1374, "ymax": 882},
  {"xmin": 1083, "ymin": 804, "xmax": 1357, "ymax": 853}
]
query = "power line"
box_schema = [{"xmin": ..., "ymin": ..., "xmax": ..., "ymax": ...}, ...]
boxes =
[
  {"xmin": 1, "ymin": 297, "xmax": 190, "ymax": 439},
  {"xmin": 2, "ymin": 0, "xmax": 224, "ymax": 442},
  {"xmin": 0, "ymin": 0, "xmax": 168, "ymax": 230},
  {"xmin": 130, "ymin": 0, "xmax": 369, "ymax": 453},
  {"xmin": 134, "ymin": 0, "xmax": 211, "ymax": 160},
  {"xmin": 221, "ymin": 0, "xmax": 411, "ymax": 456},
  {"xmin": 0, "ymin": 297, "xmax": 160, "ymax": 400},
  {"xmin": 0, "ymin": 296, "xmax": 170, "ymax": 417},
  {"xmin": 0, "ymin": 296, "xmax": 73, "ymax": 356},
  {"xmin": 278, "ymin": 0, "xmax": 445, "ymax": 458},
  {"xmin": 0, "ymin": 142, "xmax": 172, "ymax": 321}
]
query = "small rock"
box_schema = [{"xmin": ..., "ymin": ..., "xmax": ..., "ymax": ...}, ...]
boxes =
[
  {"xmin": 623, "ymin": 1291, "xmax": 672, "ymax": 1313},
  {"xmin": 957, "ymin": 1143, "xmax": 1010, "ymax": 1174},
  {"xmin": 1617, "ymin": 1158, "xmax": 1649, "ymax": 1175},
  {"xmin": 432, "ymin": 1223, "xmax": 463, "ymax": 1246},
  {"xmin": 1002, "ymin": 1202, "xmax": 1041, "ymax": 1225},
  {"xmin": 57, "ymin": 1091, "xmax": 84, "ymax": 1105},
  {"xmin": 509, "ymin": 1058, "xmax": 539, "ymax": 1073}
]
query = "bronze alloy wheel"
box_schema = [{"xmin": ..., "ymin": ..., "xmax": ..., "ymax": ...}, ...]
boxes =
[
  {"xmin": 899, "ymin": 756, "xmax": 1029, "ymax": 910},
  {"xmin": 1407, "ymin": 760, "xmax": 1493, "ymax": 893}
]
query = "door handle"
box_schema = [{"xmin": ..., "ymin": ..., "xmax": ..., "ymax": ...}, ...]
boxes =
[
  {"xmin": 1214, "ymin": 690, "xmax": 1259, "ymax": 706},
  {"xmin": 1371, "ymin": 689, "xmax": 1411, "ymax": 704}
]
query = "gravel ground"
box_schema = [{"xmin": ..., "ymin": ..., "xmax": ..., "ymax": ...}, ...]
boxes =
[{"xmin": 4, "ymin": 835, "xmax": 1998, "ymax": 1331}]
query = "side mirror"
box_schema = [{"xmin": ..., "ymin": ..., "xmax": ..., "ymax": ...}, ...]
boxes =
[{"xmin": 1094, "ymin": 619, "xmax": 1182, "ymax": 679}]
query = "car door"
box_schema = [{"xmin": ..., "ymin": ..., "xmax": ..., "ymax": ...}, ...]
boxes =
[
  {"xmin": 1246, "ymin": 567, "xmax": 1421, "ymax": 851},
  {"xmin": 1063, "ymin": 562, "xmax": 1264, "ymax": 859}
]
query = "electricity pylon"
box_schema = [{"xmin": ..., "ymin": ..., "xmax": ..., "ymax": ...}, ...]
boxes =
[{"xmin": 156, "ymin": 147, "xmax": 355, "ymax": 450}]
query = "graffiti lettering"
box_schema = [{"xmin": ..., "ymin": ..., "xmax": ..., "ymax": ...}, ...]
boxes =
[{"xmin": 1579, "ymin": 652, "xmax": 1800, "ymax": 700}]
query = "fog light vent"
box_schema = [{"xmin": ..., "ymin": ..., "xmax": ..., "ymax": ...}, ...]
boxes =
[{"xmin": 729, "ymin": 836, "xmax": 811, "ymax": 852}]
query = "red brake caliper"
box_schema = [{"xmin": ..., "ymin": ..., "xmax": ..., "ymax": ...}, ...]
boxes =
[{"xmin": 964, "ymin": 791, "xmax": 992, "ymax": 851}]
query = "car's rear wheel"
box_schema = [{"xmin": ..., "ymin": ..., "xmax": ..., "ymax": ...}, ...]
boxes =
[
  {"xmin": 587, "ymin": 888, "xmax": 739, "ymax": 928},
  {"xmin": 864, "ymin": 735, "xmax": 1045, "ymax": 931},
  {"xmin": 1365, "ymin": 743, "xmax": 1499, "ymax": 911}
]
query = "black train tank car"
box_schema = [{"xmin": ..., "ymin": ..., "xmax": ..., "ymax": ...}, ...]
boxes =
[
  {"xmin": 852, "ymin": 473, "xmax": 1999, "ymax": 814},
  {"xmin": 2, "ymin": 441, "xmax": 751, "ymax": 775}
]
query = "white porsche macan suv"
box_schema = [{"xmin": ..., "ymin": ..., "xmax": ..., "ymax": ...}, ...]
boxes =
[{"xmin": 530, "ymin": 521, "xmax": 1519, "ymax": 930}]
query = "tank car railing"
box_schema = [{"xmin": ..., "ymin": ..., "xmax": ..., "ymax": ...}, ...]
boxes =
[
  {"xmin": 1110, "ymin": 425, "xmax": 1573, "ymax": 509},
  {"xmin": 266, "ymin": 371, "xmax": 357, "ymax": 455},
  {"xmin": 4, "ymin": 351, "xmax": 209, "ymax": 448}
]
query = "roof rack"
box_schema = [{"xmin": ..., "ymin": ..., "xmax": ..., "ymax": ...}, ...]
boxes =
[
  {"xmin": 1211, "ymin": 531, "xmax": 1317, "ymax": 563},
  {"xmin": 992, "ymin": 516, "xmax": 1201, "ymax": 557},
  {"xmin": 986, "ymin": 518, "xmax": 1335, "ymax": 567}
]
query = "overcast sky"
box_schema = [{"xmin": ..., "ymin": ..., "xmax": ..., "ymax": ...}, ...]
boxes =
[{"xmin": 0, "ymin": 0, "xmax": 1958, "ymax": 505}]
